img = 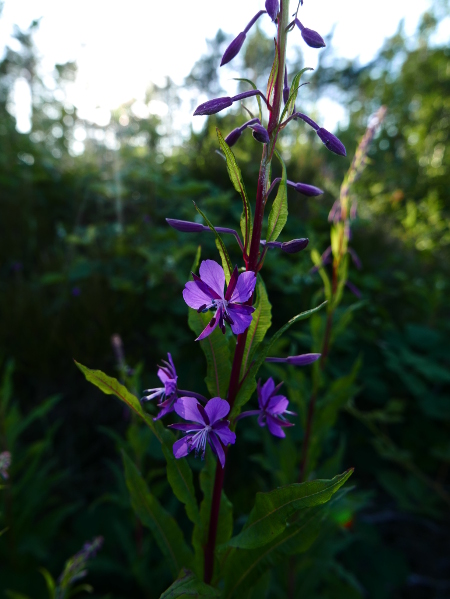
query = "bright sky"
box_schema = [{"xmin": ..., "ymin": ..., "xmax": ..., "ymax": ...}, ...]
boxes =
[{"xmin": 1, "ymin": 0, "xmax": 448, "ymax": 134}]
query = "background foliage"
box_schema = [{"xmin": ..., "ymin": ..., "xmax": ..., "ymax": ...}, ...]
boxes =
[{"xmin": 0, "ymin": 5, "xmax": 449, "ymax": 598}]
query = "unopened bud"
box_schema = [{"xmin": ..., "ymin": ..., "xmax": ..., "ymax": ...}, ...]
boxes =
[
  {"xmin": 194, "ymin": 96, "xmax": 233, "ymax": 116},
  {"xmin": 225, "ymin": 127, "xmax": 243, "ymax": 147},
  {"xmin": 166, "ymin": 218, "xmax": 206, "ymax": 233},
  {"xmin": 316, "ymin": 128, "xmax": 347, "ymax": 156},
  {"xmin": 280, "ymin": 238, "xmax": 309, "ymax": 253},
  {"xmin": 287, "ymin": 180, "xmax": 324, "ymax": 196},
  {"xmin": 295, "ymin": 19, "xmax": 326, "ymax": 49},
  {"xmin": 221, "ymin": 32, "xmax": 246, "ymax": 67},
  {"xmin": 266, "ymin": 353, "xmax": 321, "ymax": 366},
  {"xmin": 265, "ymin": 0, "xmax": 279, "ymax": 22},
  {"xmin": 250, "ymin": 124, "xmax": 270, "ymax": 144}
]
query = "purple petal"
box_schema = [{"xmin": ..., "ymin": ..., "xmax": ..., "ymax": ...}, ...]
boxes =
[
  {"xmin": 204, "ymin": 397, "xmax": 230, "ymax": 425},
  {"xmin": 229, "ymin": 270, "xmax": 256, "ymax": 303},
  {"xmin": 220, "ymin": 31, "xmax": 246, "ymax": 67},
  {"xmin": 209, "ymin": 433, "xmax": 226, "ymax": 468},
  {"xmin": 174, "ymin": 396, "xmax": 204, "ymax": 424},
  {"xmin": 212, "ymin": 421, "xmax": 237, "ymax": 446},
  {"xmin": 199, "ymin": 260, "xmax": 225, "ymax": 298},
  {"xmin": 266, "ymin": 416, "xmax": 286, "ymax": 438},
  {"xmin": 228, "ymin": 305, "xmax": 254, "ymax": 335},
  {"xmin": 183, "ymin": 281, "xmax": 214, "ymax": 310},
  {"xmin": 194, "ymin": 97, "xmax": 233, "ymax": 116},
  {"xmin": 173, "ymin": 437, "xmax": 191, "ymax": 459},
  {"xmin": 225, "ymin": 266, "xmax": 239, "ymax": 301},
  {"xmin": 259, "ymin": 378, "xmax": 275, "ymax": 408},
  {"xmin": 316, "ymin": 128, "xmax": 347, "ymax": 157},
  {"xmin": 169, "ymin": 423, "xmax": 203, "ymax": 432},
  {"xmin": 197, "ymin": 403, "xmax": 210, "ymax": 425},
  {"xmin": 267, "ymin": 395, "xmax": 289, "ymax": 415},
  {"xmin": 196, "ymin": 313, "xmax": 220, "ymax": 341},
  {"xmin": 265, "ymin": 0, "xmax": 279, "ymax": 22}
]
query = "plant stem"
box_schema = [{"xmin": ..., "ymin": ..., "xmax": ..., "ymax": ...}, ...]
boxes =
[{"xmin": 203, "ymin": 2, "xmax": 290, "ymax": 583}]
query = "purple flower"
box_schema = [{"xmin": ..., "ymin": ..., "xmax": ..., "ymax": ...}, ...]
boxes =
[
  {"xmin": 183, "ymin": 260, "xmax": 256, "ymax": 340},
  {"xmin": 295, "ymin": 19, "xmax": 326, "ymax": 49},
  {"xmin": 0, "ymin": 451, "xmax": 11, "ymax": 480},
  {"xmin": 287, "ymin": 180, "xmax": 324, "ymax": 197},
  {"xmin": 142, "ymin": 353, "xmax": 179, "ymax": 420},
  {"xmin": 265, "ymin": 0, "xmax": 279, "ymax": 22},
  {"xmin": 166, "ymin": 219, "xmax": 207, "ymax": 233},
  {"xmin": 316, "ymin": 128, "xmax": 347, "ymax": 157},
  {"xmin": 194, "ymin": 97, "xmax": 233, "ymax": 116},
  {"xmin": 266, "ymin": 353, "xmax": 321, "ymax": 366},
  {"xmin": 238, "ymin": 378, "xmax": 295, "ymax": 438},
  {"xmin": 225, "ymin": 118, "xmax": 261, "ymax": 147},
  {"xmin": 169, "ymin": 397, "xmax": 236, "ymax": 468},
  {"xmin": 220, "ymin": 10, "xmax": 266, "ymax": 67}
]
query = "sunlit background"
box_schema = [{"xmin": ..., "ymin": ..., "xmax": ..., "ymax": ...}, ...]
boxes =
[{"xmin": 1, "ymin": 0, "xmax": 449, "ymax": 139}]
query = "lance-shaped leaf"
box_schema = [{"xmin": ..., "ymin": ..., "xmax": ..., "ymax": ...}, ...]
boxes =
[
  {"xmin": 216, "ymin": 129, "xmax": 252, "ymax": 254},
  {"xmin": 266, "ymin": 40, "xmax": 279, "ymax": 107},
  {"xmin": 266, "ymin": 149, "xmax": 287, "ymax": 243},
  {"xmin": 160, "ymin": 569, "xmax": 221, "ymax": 598},
  {"xmin": 75, "ymin": 362, "xmax": 199, "ymax": 526},
  {"xmin": 226, "ymin": 469, "xmax": 353, "ymax": 549},
  {"xmin": 233, "ymin": 78, "xmax": 262, "ymax": 122},
  {"xmin": 188, "ymin": 309, "xmax": 232, "ymax": 400},
  {"xmin": 241, "ymin": 275, "xmax": 272, "ymax": 377},
  {"xmin": 122, "ymin": 452, "xmax": 193, "ymax": 578},
  {"xmin": 193, "ymin": 202, "xmax": 233, "ymax": 284},
  {"xmin": 192, "ymin": 450, "xmax": 233, "ymax": 581},
  {"xmin": 280, "ymin": 67, "xmax": 313, "ymax": 123},
  {"xmin": 231, "ymin": 301, "xmax": 327, "ymax": 416},
  {"xmin": 222, "ymin": 506, "xmax": 323, "ymax": 598}
]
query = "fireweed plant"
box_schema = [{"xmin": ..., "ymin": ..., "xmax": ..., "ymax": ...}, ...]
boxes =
[{"xmin": 77, "ymin": 1, "xmax": 355, "ymax": 594}]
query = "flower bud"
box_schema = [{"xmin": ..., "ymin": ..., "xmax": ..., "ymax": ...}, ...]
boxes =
[
  {"xmin": 220, "ymin": 32, "xmax": 246, "ymax": 67},
  {"xmin": 266, "ymin": 353, "xmax": 321, "ymax": 366},
  {"xmin": 316, "ymin": 128, "xmax": 347, "ymax": 156},
  {"xmin": 166, "ymin": 218, "xmax": 206, "ymax": 233},
  {"xmin": 280, "ymin": 238, "xmax": 309, "ymax": 253},
  {"xmin": 194, "ymin": 96, "xmax": 233, "ymax": 116},
  {"xmin": 265, "ymin": 0, "xmax": 279, "ymax": 22},
  {"xmin": 287, "ymin": 180, "xmax": 324, "ymax": 196},
  {"xmin": 250, "ymin": 124, "xmax": 270, "ymax": 144},
  {"xmin": 225, "ymin": 127, "xmax": 243, "ymax": 147},
  {"xmin": 295, "ymin": 19, "xmax": 326, "ymax": 49}
]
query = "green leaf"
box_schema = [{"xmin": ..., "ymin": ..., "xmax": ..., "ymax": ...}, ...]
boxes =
[
  {"xmin": 193, "ymin": 202, "xmax": 232, "ymax": 284},
  {"xmin": 226, "ymin": 470, "xmax": 353, "ymax": 549},
  {"xmin": 188, "ymin": 309, "xmax": 232, "ymax": 399},
  {"xmin": 222, "ymin": 507, "xmax": 323, "ymax": 598},
  {"xmin": 311, "ymin": 248, "xmax": 332, "ymax": 302},
  {"xmin": 67, "ymin": 584, "xmax": 93, "ymax": 598},
  {"xmin": 241, "ymin": 275, "xmax": 272, "ymax": 377},
  {"xmin": 75, "ymin": 362, "xmax": 199, "ymax": 526},
  {"xmin": 38, "ymin": 569, "xmax": 56, "ymax": 599},
  {"xmin": 123, "ymin": 451, "xmax": 193, "ymax": 578},
  {"xmin": 266, "ymin": 40, "xmax": 279, "ymax": 106},
  {"xmin": 233, "ymin": 78, "xmax": 262, "ymax": 122},
  {"xmin": 216, "ymin": 129, "xmax": 252, "ymax": 254},
  {"xmin": 232, "ymin": 301, "xmax": 327, "ymax": 417},
  {"xmin": 192, "ymin": 450, "xmax": 233, "ymax": 581},
  {"xmin": 266, "ymin": 150, "xmax": 287, "ymax": 243},
  {"xmin": 279, "ymin": 67, "xmax": 313, "ymax": 123},
  {"xmin": 160, "ymin": 569, "xmax": 221, "ymax": 598}
]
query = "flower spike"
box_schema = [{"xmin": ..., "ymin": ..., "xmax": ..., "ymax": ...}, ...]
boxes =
[{"xmin": 220, "ymin": 10, "xmax": 266, "ymax": 67}]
